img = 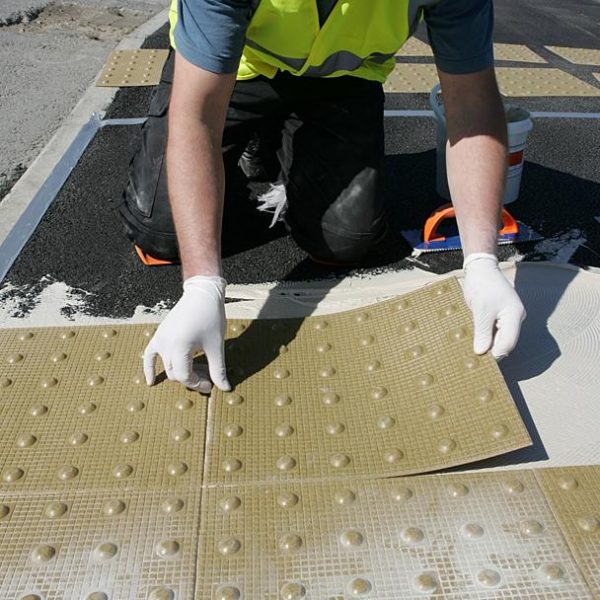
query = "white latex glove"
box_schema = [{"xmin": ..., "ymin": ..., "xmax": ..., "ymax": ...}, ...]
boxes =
[
  {"xmin": 143, "ymin": 275, "xmax": 231, "ymax": 393},
  {"xmin": 463, "ymin": 253, "xmax": 526, "ymax": 360}
]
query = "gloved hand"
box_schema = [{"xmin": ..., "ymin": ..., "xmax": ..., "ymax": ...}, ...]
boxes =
[
  {"xmin": 143, "ymin": 275, "xmax": 231, "ymax": 393},
  {"xmin": 463, "ymin": 253, "xmax": 526, "ymax": 359}
]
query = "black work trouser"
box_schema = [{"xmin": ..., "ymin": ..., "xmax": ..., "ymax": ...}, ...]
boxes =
[{"xmin": 121, "ymin": 53, "xmax": 386, "ymax": 264}]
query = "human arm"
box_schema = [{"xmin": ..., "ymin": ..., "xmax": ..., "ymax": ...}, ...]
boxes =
[
  {"xmin": 424, "ymin": 0, "xmax": 525, "ymax": 358},
  {"xmin": 142, "ymin": 0, "xmax": 252, "ymax": 391},
  {"xmin": 168, "ymin": 53, "xmax": 236, "ymax": 280},
  {"xmin": 438, "ymin": 67, "xmax": 525, "ymax": 359},
  {"xmin": 143, "ymin": 54, "xmax": 236, "ymax": 392}
]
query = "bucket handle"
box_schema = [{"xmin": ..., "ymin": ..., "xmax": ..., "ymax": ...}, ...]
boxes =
[{"xmin": 429, "ymin": 83, "xmax": 444, "ymax": 121}]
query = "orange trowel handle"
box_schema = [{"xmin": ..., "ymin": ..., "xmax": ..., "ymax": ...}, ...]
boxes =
[{"xmin": 423, "ymin": 203, "xmax": 519, "ymax": 243}]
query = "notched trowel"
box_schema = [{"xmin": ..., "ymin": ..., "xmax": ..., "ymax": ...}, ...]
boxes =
[{"xmin": 401, "ymin": 203, "xmax": 542, "ymax": 255}]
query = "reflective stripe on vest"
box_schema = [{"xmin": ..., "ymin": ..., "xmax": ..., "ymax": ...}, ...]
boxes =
[{"xmin": 170, "ymin": 0, "xmax": 427, "ymax": 83}]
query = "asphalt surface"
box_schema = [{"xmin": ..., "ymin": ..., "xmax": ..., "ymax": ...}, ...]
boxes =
[{"xmin": 2, "ymin": 1, "xmax": 600, "ymax": 318}]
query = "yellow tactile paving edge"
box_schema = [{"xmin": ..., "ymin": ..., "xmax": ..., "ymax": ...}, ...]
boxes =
[
  {"xmin": 536, "ymin": 466, "xmax": 600, "ymax": 595},
  {"xmin": 396, "ymin": 36, "xmax": 433, "ymax": 57},
  {"xmin": 546, "ymin": 46, "xmax": 600, "ymax": 66},
  {"xmin": 96, "ymin": 49, "xmax": 169, "ymax": 87},
  {"xmin": 0, "ymin": 324, "xmax": 207, "ymax": 494},
  {"xmin": 196, "ymin": 469, "xmax": 596, "ymax": 599},
  {"xmin": 384, "ymin": 64, "xmax": 600, "ymax": 96},
  {"xmin": 384, "ymin": 63, "xmax": 439, "ymax": 93},
  {"xmin": 493, "ymin": 43, "xmax": 546, "ymax": 64},
  {"xmin": 0, "ymin": 490, "xmax": 201, "ymax": 599},
  {"xmin": 496, "ymin": 67, "xmax": 600, "ymax": 97},
  {"xmin": 396, "ymin": 41, "xmax": 545, "ymax": 63},
  {"xmin": 206, "ymin": 278, "xmax": 531, "ymax": 485}
]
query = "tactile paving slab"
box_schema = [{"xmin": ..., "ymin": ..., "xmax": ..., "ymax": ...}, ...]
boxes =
[
  {"xmin": 546, "ymin": 46, "xmax": 600, "ymax": 66},
  {"xmin": 395, "ymin": 42, "xmax": 545, "ymax": 62},
  {"xmin": 536, "ymin": 466, "xmax": 600, "ymax": 594},
  {"xmin": 0, "ymin": 308, "xmax": 597, "ymax": 598},
  {"xmin": 496, "ymin": 67, "xmax": 600, "ymax": 97},
  {"xmin": 96, "ymin": 49, "xmax": 169, "ymax": 87},
  {"xmin": 0, "ymin": 490, "xmax": 201, "ymax": 599},
  {"xmin": 384, "ymin": 63, "xmax": 439, "ymax": 93},
  {"xmin": 384, "ymin": 64, "xmax": 600, "ymax": 96},
  {"xmin": 396, "ymin": 37, "xmax": 433, "ymax": 57},
  {"xmin": 0, "ymin": 324, "xmax": 208, "ymax": 598},
  {"xmin": 206, "ymin": 278, "xmax": 531, "ymax": 485},
  {"xmin": 196, "ymin": 469, "xmax": 596, "ymax": 599},
  {"xmin": 0, "ymin": 324, "xmax": 206, "ymax": 494},
  {"xmin": 493, "ymin": 43, "xmax": 546, "ymax": 63}
]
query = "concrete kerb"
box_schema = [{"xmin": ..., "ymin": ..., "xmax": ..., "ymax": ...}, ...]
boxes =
[{"xmin": 0, "ymin": 8, "xmax": 169, "ymax": 249}]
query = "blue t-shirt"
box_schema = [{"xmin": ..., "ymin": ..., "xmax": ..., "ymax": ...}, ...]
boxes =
[{"xmin": 174, "ymin": 0, "xmax": 494, "ymax": 76}]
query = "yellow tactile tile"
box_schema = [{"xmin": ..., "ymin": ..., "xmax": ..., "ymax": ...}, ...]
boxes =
[
  {"xmin": 205, "ymin": 278, "xmax": 531, "ymax": 485},
  {"xmin": 395, "ymin": 42, "xmax": 545, "ymax": 63},
  {"xmin": 196, "ymin": 470, "xmax": 594, "ymax": 598},
  {"xmin": 536, "ymin": 466, "xmax": 600, "ymax": 594},
  {"xmin": 0, "ymin": 324, "xmax": 206, "ymax": 494},
  {"xmin": 384, "ymin": 63, "xmax": 439, "ymax": 93},
  {"xmin": 493, "ymin": 43, "xmax": 546, "ymax": 63},
  {"xmin": 96, "ymin": 49, "xmax": 169, "ymax": 87},
  {"xmin": 384, "ymin": 64, "xmax": 600, "ymax": 96},
  {"xmin": 396, "ymin": 36, "xmax": 433, "ymax": 57},
  {"xmin": 0, "ymin": 489, "xmax": 201, "ymax": 599},
  {"xmin": 0, "ymin": 317, "xmax": 596, "ymax": 598},
  {"xmin": 546, "ymin": 46, "xmax": 600, "ymax": 66},
  {"xmin": 496, "ymin": 67, "xmax": 600, "ymax": 97}
]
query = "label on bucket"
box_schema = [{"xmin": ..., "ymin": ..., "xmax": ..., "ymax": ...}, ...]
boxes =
[{"xmin": 508, "ymin": 143, "xmax": 526, "ymax": 173}]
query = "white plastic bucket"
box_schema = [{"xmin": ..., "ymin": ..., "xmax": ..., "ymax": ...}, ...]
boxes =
[{"xmin": 429, "ymin": 83, "xmax": 533, "ymax": 204}]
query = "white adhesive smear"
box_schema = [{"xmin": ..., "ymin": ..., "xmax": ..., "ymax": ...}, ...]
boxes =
[
  {"xmin": 0, "ymin": 268, "xmax": 441, "ymax": 327},
  {"xmin": 0, "ymin": 279, "xmax": 170, "ymax": 328}
]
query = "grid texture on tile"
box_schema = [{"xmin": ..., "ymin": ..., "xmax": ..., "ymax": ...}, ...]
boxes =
[
  {"xmin": 196, "ymin": 470, "xmax": 594, "ymax": 599},
  {"xmin": 384, "ymin": 64, "xmax": 600, "ymax": 96},
  {"xmin": 0, "ymin": 489, "xmax": 201, "ymax": 600},
  {"xmin": 0, "ymin": 324, "xmax": 206, "ymax": 494},
  {"xmin": 536, "ymin": 467, "xmax": 600, "ymax": 595},
  {"xmin": 0, "ymin": 323, "xmax": 206, "ymax": 599},
  {"xmin": 96, "ymin": 49, "xmax": 169, "ymax": 87},
  {"xmin": 0, "ymin": 319, "xmax": 597, "ymax": 599},
  {"xmin": 493, "ymin": 43, "xmax": 546, "ymax": 63},
  {"xmin": 207, "ymin": 278, "xmax": 531, "ymax": 485},
  {"xmin": 546, "ymin": 46, "xmax": 600, "ymax": 66}
]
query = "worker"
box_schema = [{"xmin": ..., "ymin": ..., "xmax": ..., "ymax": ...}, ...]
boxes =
[{"xmin": 124, "ymin": 0, "xmax": 526, "ymax": 393}]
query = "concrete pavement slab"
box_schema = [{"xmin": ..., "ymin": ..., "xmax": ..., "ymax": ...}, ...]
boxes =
[{"xmin": 0, "ymin": 0, "xmax": 166, "ymax": 202}]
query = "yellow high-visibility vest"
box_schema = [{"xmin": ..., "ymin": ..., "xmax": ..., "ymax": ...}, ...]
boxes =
[{"xmin": 169, "ymin": 0, "xmax": 418, "ymax": 83}]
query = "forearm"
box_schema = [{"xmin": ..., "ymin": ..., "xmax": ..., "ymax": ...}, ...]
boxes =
[
  {"xmin": 442, "ymin": 69, "xmax": 507, "ymax": 257},
  {"xmin": 166, "ymin": 52, "xmax": 236, "ymax": 280},
  {"xmin": 167, "ymin": 116, "xmax": 224, "ymax": 279}
]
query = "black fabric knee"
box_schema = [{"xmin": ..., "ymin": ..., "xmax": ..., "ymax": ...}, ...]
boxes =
[
  {"xmin": 279, "ymin": 75, "xmax": 386, "ymax": 265},
  {"xmin": 120, "ymin": 54, "xmax": 289, "ymax": 262},
  {"xmin": 120, "ymin": 53, "xmax": 179, "ymax": 261},
  {"xmin": 290, "ymin": 166, "xmax": 386, "ymax": 265}
]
